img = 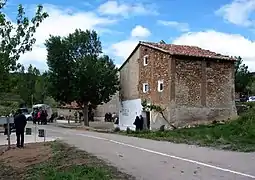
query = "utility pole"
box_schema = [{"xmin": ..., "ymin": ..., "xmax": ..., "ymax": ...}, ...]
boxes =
[{"xmin": 31, "ymin": 94, "xmax": 34, "ymax": 107}]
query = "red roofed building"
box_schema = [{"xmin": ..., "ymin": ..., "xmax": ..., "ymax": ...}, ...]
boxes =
[{"xmin": 118, "ymin": 41, "xmax": 237, "ymax": 130}]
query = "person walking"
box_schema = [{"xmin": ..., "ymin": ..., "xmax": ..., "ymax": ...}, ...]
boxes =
[
  {"xmin": 14, "ymin": 109, "xmax": 27, "ymax": 148},
  {"xmin": 133, "ymin": 116, "xmax": 140, "ymax": 131}
]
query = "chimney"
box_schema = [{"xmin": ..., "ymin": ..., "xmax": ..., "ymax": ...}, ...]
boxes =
[{"xmin": 159, "ymin": 40, "xmax": 166, "ymax": 44}]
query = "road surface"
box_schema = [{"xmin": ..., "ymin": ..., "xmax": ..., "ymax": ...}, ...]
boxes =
[{"xmin": 30, "ymin": 124, "xmax": 255, "ymax": 180}]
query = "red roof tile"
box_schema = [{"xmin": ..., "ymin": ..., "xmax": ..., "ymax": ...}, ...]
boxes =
[{"xmin": 140, "ymin": 41, "xmax": 234, "ymax": 60}]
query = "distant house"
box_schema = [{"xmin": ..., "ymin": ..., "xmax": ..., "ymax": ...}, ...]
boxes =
[
  {"xmin": 94, "ymin": 92, "xmax": 119, "ymax": 118},
  {"xmin": 118, "ymin": 41, "xmax": 237, "ymax": 130}
]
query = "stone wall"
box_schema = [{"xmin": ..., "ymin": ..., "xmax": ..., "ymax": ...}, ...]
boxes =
[
  {"xmin": 119, "ymin": 47, "xmax": 140, "ymax": 101},
  {"xmin": 138, "ymin": 45, "xmax": 172, "ymax": 129},
  {"xmin": 57, "ymin": 108, "xmax": 77, "ymax": 118},
  {"xmin": 138, "ymin": 45, "xmax": 170, "ymax": 107},
  {"xmin": 95, "ymin": 92, "xmax": 119, "ymax": 117},
  {"xmin": 173, "ymin": 57, "xmax": 236, "ymax": 126}
]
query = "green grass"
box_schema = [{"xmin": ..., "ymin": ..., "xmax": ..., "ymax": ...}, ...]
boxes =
[
  {"xmin": 25, "ymin": 142, "xmax": 132, "ymax": 180},
  {"xmin": 120, "ymin": 109, "xmax": 255, "ymax": 152}
]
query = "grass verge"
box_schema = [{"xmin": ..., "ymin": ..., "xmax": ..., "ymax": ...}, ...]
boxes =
[
  {"xmin": 119, "ymin": 110, "xmax": 255, "ymax": 152},
  {"xmin": 0, "ymin": 141, "xmax": 134, "ymax": 180}
]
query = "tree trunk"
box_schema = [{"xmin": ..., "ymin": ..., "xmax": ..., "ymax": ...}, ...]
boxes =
[{"xmin": 83, "ymin": 102, "xmax": 89, "ymax": 126}]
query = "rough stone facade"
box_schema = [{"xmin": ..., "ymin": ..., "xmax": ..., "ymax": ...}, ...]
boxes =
[
  {"xmin": 119, "ymin": 42, "xmax": 237, "ymax": 129},
  {"xmin": 138, "ymin": 45, "xmax": 171, "ymax": 128},
  {"xmin": 139, "ymin": 45, "xmax": 170, "ymax": 106},
  {"xmin": 172, "ymin": 57, "xmax": 236, "ymax": 126}
]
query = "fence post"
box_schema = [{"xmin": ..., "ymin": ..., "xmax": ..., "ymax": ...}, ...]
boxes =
[{"xmin": 7, "ymin": 116, "xmax": 11, "ymax": 150}]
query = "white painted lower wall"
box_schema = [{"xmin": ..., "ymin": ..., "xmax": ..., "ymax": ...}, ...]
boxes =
[{"xmin": 119, "ymin": 99, "xmax": 143, "ymax": 131}]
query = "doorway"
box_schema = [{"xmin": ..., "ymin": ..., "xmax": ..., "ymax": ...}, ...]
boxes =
[
  {"xmin": 146, "ymin": 111, "xmax": 150, "ymax": 130},
  {"xmin": 142, "ymin": 111, "xmax": 151, "ymax": 130}
]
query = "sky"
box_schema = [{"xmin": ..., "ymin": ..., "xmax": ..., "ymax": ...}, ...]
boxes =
[{"xmin": 3, "ymin": 0, "xmax": 255, "ymax": 72}]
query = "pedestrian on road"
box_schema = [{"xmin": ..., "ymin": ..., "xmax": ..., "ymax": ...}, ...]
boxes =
[
  {"xmin": 133, "ymin": 116, "xmax": 140, "ymax": 131},
  {"xmin": 14, "ymin": 109, "xmax": 27, "ymax": 148}
]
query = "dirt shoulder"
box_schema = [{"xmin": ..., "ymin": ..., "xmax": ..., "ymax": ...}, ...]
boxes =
[{"xmin": 0, "ymin": 141, "xmax": 134, "ymax": 180}]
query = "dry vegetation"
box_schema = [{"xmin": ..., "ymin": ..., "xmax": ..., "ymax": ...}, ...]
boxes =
[{"xmin": 0, "ymin": 141, "xmax": 134, "ymax": 180}]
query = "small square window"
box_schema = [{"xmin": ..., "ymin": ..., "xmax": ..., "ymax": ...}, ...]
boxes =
[
  {"xmin": 158, "ymin": 80, "xmax": 164, "ymax": 92},
  {"xmin": 143, "ymin": 83, "xmax": 149, "ymax": 93},
  {"xmin": 143, "ymin": 55, "xmax": 148, "ymax": 66}
]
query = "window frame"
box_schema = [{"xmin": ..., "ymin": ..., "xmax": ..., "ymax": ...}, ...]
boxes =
[
  {"xmin": 143, "ymin": 55, "xmax": 148, "ymax": 66},
  {"xmin": 143, "ymin": 83, "xmax": 149, "ymax": 93},
  {"xmin": 157, "ymin": 80, "xmax": 164, "ymax": 92}
]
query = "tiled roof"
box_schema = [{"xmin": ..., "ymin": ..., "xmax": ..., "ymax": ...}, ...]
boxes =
[
  {"xmin": 140, "ymin": 41, "xmax": 234, "ymax": 60},
  {"xmin": 59, "ymin": 102, "xmax": 80, "ymax": 109}
]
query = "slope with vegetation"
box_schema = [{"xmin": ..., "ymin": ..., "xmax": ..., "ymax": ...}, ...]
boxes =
[{"xmin": 120, "ymin": 103, "xmax": 255, "ymax": 152}]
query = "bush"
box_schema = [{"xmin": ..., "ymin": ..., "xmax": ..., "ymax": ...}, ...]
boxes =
[
  {"xmin": 126, "ymin": 127, "xmax": 131, "ymax": 134},
  {"xmin": 243, "ymin": 102, "xmax": 255, "ymax": 109},
  {"xmin": 114, "ymin": 127, "xmax": 120, "ymax": 132},
  {"xmin": 236, "ymin": 104, "xmax": 249, "ymax": 115}
]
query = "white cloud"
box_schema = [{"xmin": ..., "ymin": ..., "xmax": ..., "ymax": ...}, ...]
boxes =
[
  {"xmin": 173, "ymin": 30, "xmax": 255, "ymax": 72},
  {"xmin": 97, "ymin": 0, "xmax": 158, "ymax": 17},
  {"xmin": 18, "ymin": 4, "xmax": 117, "ymax": 70},
  {"xmin": 157, "ymin": 20, "xmax": 190, "ymax": 32},
  {"xmin": 110, "ymin": 25, "xmax": 151, "ymax": 60},
  {"xmin": 111, "ymin": 39, "xmax": 139, "ymax": 59},
  {"xmin": 131, "ymin": 25, "xmax": 151, "ymax": 38},
  {"xmin": 216, "ymin": 0, "xmax": 255, "ymax": 27}
]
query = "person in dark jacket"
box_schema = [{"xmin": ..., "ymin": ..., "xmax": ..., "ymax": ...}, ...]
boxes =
[
  {"xmin": 139, "ymin": 115, "xmax": 144, "ymax": 131},
  {"xmin": 133, "ymin": 116, "xmax": 140, "ymax": 131},
  {"xmin": 41, "ymin": 110, "xmax": 48, "ymax": 125},
  {"xmin": 14, "ymin": 109, "xmax": 27, "ymax": 148}
]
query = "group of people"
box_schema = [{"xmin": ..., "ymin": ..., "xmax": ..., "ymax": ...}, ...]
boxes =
[
  {"xmin": 104, "ymin": 112, "xmax": 117, "ymax": 122},
  {"xmin": 32, "ymin": 108, "xmax": 48, "ymax": 125},
  {"xmin": 133, "ymin": 115, "xmax": 144, "ymax": 131}
]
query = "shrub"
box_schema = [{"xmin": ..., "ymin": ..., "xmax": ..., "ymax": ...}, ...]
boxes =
[
  {"xmin": 236, "ymin": 104, "xmax": 249, "ymax": 115},
  {"xmin": 114, "ymin": 127, "xmax": 120, "ymax": 132},
  {"xmin": 244, "ymin": 102, "xmax": 255, "ymax": 109},
  {"xmin": 126, "ymin": 127, "xmax": 131, "ymax": 134}
]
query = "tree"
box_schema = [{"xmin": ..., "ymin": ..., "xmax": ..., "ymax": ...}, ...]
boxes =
[
  {"xmin": 234, "ymin": 56, "xmax": 252, "ymax": 93},
  {"xmin": 10, "ymin": 64, "xmax": 49, "ymax": 106},
  {"xmin": 0, "ymin": 0, "xmax": 48, "ymax": 93},
  {"xmin": 46, "ymin": 29, "xmax": 119, "ymax": 126}
]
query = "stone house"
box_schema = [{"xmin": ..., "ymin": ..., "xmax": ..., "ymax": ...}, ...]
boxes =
[{"xmin": 118, "ymin": 41, "xmax": 237, "ymax": 130}]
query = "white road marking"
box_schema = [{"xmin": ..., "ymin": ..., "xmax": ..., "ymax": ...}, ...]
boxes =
[{"xmin": 47, "ymin": 128, "xmax": 255, "ymax": 179}]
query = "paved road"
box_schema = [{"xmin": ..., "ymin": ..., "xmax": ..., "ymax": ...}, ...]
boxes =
[{"xmin": 35, "ymin": 124, "xmax": 255, "ymax": 180}]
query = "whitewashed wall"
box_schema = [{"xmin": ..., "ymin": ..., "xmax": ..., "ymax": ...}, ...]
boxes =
[{"xmin": 119, "ymin": 99, "xmax": 143, "ymax": 131}]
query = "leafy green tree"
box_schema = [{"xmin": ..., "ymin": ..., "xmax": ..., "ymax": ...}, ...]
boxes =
[
  {"xmin": 45, "ymin": 29, "xmax": 119, "ymax": 126},
  {"xmin": 34, "ymin": 71, "xmax": 49, "ymax": 104},
  {"xmin": 0, "ymin": 0, "xmax": 48, "ymax": 92},
  {"xmin": 234, "ymin": 56, "xmax": 252, "ymax": 93},
  {"xmin": 247, "ymin": 77, "xmax": 255, "ymax": 96}
]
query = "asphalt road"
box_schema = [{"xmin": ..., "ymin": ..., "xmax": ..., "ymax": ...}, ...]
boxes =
[{"xmin": 33, "ymin": 124, "xmax": 255, "ymax": 180}]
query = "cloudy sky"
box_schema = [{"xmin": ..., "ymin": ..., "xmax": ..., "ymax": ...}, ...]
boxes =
[{"xmin": 3, "ymin": 0, "xmax": 255, "ymax": 71}]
